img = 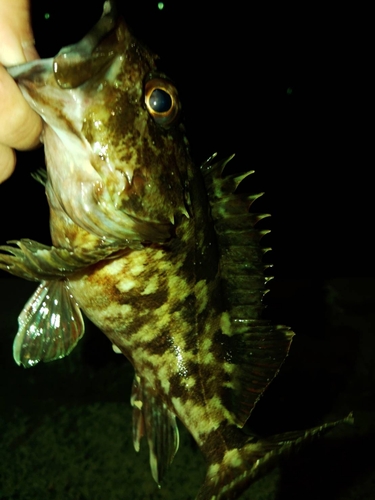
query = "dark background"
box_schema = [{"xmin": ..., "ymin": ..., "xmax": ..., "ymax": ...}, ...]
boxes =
[{"xmin": 0, "ymin": 1, "xmax": 373, "ymax": 499}]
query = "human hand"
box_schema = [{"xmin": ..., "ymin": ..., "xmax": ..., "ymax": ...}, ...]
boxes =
[{"xmin": 0, "ymin": 0, "xmax": 43, "ymax": 183}]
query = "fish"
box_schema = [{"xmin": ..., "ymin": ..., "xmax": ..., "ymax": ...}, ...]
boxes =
[{"xmin": 0, "ymin": 2, "xmax": 351, "ymax": 499}]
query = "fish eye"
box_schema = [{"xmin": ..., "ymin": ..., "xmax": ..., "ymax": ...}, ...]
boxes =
[{"xmin": 144, "ymin": 78, "xmax": 180, "ymax": 127}]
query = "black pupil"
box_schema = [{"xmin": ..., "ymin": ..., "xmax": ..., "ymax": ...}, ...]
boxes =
[{"xmin": 149, "ymin": 88, "xmax": 172, "ymax": 113}]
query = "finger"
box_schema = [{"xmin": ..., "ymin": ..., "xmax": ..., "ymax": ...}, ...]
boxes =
[
  {"xmin": 0, "ymin": 0, "xmax": 36, "ymax": 65},
  {"xmin": 0, "ymin": 65, "xmax": 42, "ymax": 150},
  {"xmin": 0, "ymin": 143, "xmax": 16, "ymax": 183}
]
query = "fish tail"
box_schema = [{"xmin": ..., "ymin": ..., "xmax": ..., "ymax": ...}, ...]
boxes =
[{"xmin": 196, "ymin": 414, "xmax": 353, "ymax": 500}]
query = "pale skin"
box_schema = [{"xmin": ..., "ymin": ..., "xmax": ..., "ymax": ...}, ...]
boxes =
[{"xmin": 0, "ymin": 0, "xmax": 42, "ymax": 183}]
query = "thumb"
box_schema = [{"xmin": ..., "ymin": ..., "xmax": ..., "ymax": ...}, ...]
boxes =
[{"xmin": 0, "ymin": 0, "xmax": 39, "ymax": 65}]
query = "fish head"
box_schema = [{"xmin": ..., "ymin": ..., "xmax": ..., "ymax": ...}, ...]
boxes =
[{"xmin": 8, "ymin": 1, "xmax": 192, "ymax": 247}]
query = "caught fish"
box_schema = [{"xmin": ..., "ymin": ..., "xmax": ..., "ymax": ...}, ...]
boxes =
[{"xmin": 0, "ymin": 2, "xmax": 351, "ymax": 499}]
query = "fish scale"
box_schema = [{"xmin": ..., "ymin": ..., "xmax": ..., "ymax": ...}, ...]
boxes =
[{"xmin": 0, "ymin": 2, "xmax": 351, "ymax": 499}]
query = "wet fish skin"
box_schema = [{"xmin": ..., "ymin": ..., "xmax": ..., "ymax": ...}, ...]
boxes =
[
  {"xmin": 8, "ymin": 2, "xmax": 189, "ymax": 254},
  {"xmin": 0, "ymin": 2, "xmax": 352, "ymax": 498}
]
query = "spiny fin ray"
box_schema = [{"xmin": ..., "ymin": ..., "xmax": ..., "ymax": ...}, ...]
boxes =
[
  {"xmin": 202, "ymin": 154, "xmax": 294, "ymax": 427},
  {"xmin": 0, "ymin": 239, "xmax": 123, "ymax": 281}
]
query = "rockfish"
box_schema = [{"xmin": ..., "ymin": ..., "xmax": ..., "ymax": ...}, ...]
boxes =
[{"xmin": 0, "ymin": 2, "xmax": 350, "ymax": 498}]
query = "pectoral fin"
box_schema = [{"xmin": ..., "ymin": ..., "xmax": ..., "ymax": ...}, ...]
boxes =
[
  {"xmin": 0, "ymin": 238, "xmax": 121, "ymax": 281},
  {"xmin": 13, "ymin": 280, "xmax": 84, "ymax": 368}
]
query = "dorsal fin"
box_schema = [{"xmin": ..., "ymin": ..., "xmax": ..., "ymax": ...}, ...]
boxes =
[
  {"xmin": 201, "ymin": 155, "xmax": 294, "ymax": 426},
  {"xmin": 201, "ymin": 154, "xmax": 271, "ymax": 319}
]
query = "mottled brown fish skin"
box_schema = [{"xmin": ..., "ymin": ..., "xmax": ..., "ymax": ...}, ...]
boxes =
[{"xmin": 67, "ymin": 163, "xmax": 229, "ymax": 449}]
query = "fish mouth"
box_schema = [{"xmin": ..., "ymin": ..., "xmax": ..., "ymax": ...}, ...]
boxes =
[
  {"xmin": 8, "ymin": 0, "xmax": 119, "ymax": 90},
  {"xmin": 52, "ymin": 0, "xmax": 118, "ymax": 89},
  {"xmin": 7, "ymin": 0, "xmax": 187, "ymax": 250}
]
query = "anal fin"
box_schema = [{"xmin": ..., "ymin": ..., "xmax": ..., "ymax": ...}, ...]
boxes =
[{"xmin": 131, "ymin": 374, "xmax": 179, "ymax": 485}]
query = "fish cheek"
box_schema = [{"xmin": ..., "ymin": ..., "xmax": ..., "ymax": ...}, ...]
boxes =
[
  {"xmin": 82, "ymin": 96, "xmax": 139, "ymax": 151},
  {"xmin": 147, "ymin": 132, "xmax": 189, "ymax": 211},
  {"xmin": 118, "ymin": 136, "xmax": 184, "ymax": 221}
]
